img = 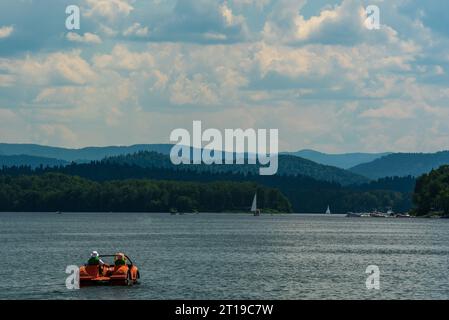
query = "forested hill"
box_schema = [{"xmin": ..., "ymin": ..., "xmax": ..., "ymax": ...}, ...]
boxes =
[
  {"xmin": 0, "ymin": 159, "xmax": 412, "ymax": 213},
  {"xmin": 0, "ymin": 173, "xmax": 292, "ymax": 213},
  {"xmin": 413, "ymin": 165, "xmax": 449, "ymax": 216},
  {"xmin": 350, "ymin": 151, "xmax": 449, "ymax": 179},
  {"xmin": 353, "ymin": 176, "xmax": 416, "ymax": 194},
  {"xmin": 105, "ymin": 151, "xmax": 369, "ymax": 186}
]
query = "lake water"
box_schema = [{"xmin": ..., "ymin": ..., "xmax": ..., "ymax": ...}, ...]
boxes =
[{"xmin": 0, "ymin": 212, "xmax": 448, "ymax": 300}]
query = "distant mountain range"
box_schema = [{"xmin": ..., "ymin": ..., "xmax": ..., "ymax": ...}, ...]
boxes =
[
  {"xmin": 0, "ymin": 143, "xmax": 173, "ymax": 162},
  {"xmin": 0, "ymin": 154, "xmax": 68, "ymax": 168},
  {"xmin": 283, "ymin": 149, "xmax": 391, "ymax": 169},
  {"xmin": 1, "ymin": 143, "xmax": 449, "ymax": 182},
  {"xmin": 0, "ymin": 143, "xmax": 390, "ymax": 168},
  {"xmin": 349, "ymin": 151, "xmax": 449, "ymax": 179}
]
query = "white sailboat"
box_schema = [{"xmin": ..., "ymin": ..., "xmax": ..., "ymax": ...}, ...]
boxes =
[
  {"xmin": 325, "ymin": 205, "xmax": 331, "ymax": 215},
  {"xmin": 251, "ymin": 193, "xmax": 260, "ymax": 216}
]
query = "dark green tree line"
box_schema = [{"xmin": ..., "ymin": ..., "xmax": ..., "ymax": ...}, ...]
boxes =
[
  {"xmin": 0, "ymin": 173, "xmax": 292, "ymax": 213},
  {"xmin": 413, "ymin": 165, "xmax": 449, "ymax": 215}
]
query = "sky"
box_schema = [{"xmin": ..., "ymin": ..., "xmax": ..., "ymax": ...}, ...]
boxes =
[{"xmin": 0, "ymin": 0, "xmax": 449, "ymax": 153}]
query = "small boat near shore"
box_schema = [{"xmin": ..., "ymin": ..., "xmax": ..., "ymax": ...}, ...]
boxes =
[
  {"xmin": 395, "ymin": 213, "xmax": 411, "ymax": 218},
  {"xmin": 346, "ymin": 212, "xmax": 372, "ymax": 217},
  {"xmin": 346, "ymin": 210, "xmax": 413, "ymax": 218},
  {"xmin": 346, "ymin": 212, "xmax": 362, "ymax": 217},
  {"xmin": 370, "ymin": 211, "xmax": 387, "ymax": 218}
]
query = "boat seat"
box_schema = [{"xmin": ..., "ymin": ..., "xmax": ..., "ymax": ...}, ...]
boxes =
[{"xmin": 84, "ymin": 265, "xmax": 100, "ymax": 276}]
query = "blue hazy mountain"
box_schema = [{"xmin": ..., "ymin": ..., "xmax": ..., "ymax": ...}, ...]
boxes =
[
  {"xmin": 0, "ymin": 143, "xmax": 173, "ymax": 162},
  {"xmin": 283, "ymin": 149, "xmax": 391, "ymax": 169},
  {"xmin": 0, "ymin": 144, "xmax": 390, "ymax": 169},
  {"xmin": 349, "ymin": 151, "xmax": 449, "ymax": 179},
  {"xmin": 0, "ymin": 154, "xmax": 68, "ymax": 168},
  {"xmin": 0, "ymin": 143, "xmax": 368, "ymax": 185}
]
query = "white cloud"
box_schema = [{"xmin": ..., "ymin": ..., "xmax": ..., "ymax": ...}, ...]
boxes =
[
  {"xmin": 360, "ymin": 104, "xmax": 415, "ymax": 120},
  {"xmin": 169, "ymin": 73, "xmax": 219, "ymax": 106},
  {"xmin": 231, "ymin": 0, "xmax": 270, "ymax": 10},
  {"xmin": 85, "ymin": 0, "xmax": 134, "ymax": 20},
  {"xmin": 263, "ymin": 0, "xmax": 399, "ymax": 46},
  {"xmin": 145, "ymin": 0, "xmax": 249, "ymax": 43},
  {"xmin": 435, "ymin": 65, "xmax": 445, "ymax": 75},
  {"xmin": 0, "ymin": 109, "xmax": 30, "ymax": 143},
  {"xmin": 0, "ymin": 25, "xmax": 13, "ymax": 39},
  {"xmin": 0, "ymin": 73, "xmax": 15, "ymax": 87},
  {"xmin": 1, "ymin": 50, "xmax": 96, "ymax": 86},
  {"xmin": 93, "ymin": 45, "xmax": 154, "ymax": 71},
  {"xmin": 220, "ymin": 3, "xmax": 242, "ymax": 27},
  {"xmin": 99, "ymin": 24, "xmax": 119, "ymax": 37},
  {"xmin": 37, "ymin": 124, "xmax": 78, "ymax": 146},
  {"xmin": 66, "ymin": 32, "xmax": 102, "ymax": 44},
  {"xmin": 123, "ymin": 23, "xmax": 149, "ymax": 37},
  {"xmin": 203, "ymin": 32, "xmax": 227, "ymax": 41},
  {"xmin": 1, "ymin": 0, "xmax": 449, "ymax": 152},
  {"xmin": 150, "ymin": 70, "xmax": 169, "ymax": 91}
]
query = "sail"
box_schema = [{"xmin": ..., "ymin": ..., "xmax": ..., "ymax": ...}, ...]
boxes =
[
  {"xmin": 326, "ymin": 205, "xmax": 331, "ymax": 214},
  {"xmin": 251, "ymin": 193, "xmax": 257, "ymax": 212}
]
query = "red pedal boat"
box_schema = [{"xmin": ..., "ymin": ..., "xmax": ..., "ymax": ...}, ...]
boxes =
[{"xmin": 79, "ymin": 254, "xmax": 140, "ymax": 286}]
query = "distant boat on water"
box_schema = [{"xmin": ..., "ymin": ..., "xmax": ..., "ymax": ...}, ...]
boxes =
[
  {"xmin": 251, "ymin": 193, "xmax": 260, "ymax": 216},
  {"xmin": 346, "ymin": 209, "xmax": 412, "ymax": 218},
  {"xmin": 369, "ymin": 210, "xmax": 387, "ymax": 218},
  {"xmin": 346, "ymin": 212, "xmax": 361, "ymax": 217},
  {"xmin": 395, "ymin": 213, "xmax": 411, "ymax": 218},
  {"xmin": 325, "ymin": 205, "xmax": 331, "ymax": 215}
]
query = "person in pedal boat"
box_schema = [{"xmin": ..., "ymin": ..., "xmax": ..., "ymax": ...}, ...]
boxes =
[
  {"xmin": 87, "ymin": 251, "xmax": 105, "ymax": 266},
  {"xmin": 114, "ymin": 252, "xmax": 126, "ymax": 266}
]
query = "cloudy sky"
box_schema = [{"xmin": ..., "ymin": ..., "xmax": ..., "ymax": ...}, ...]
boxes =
[{"xmin": 0, "ymin": 0, "xmax": 448, "ymax": 152}]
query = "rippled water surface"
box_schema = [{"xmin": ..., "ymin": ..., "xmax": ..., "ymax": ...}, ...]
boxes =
[{"xmin": 1, "ymin": 212, "xmax": 448, "ymax": 299}]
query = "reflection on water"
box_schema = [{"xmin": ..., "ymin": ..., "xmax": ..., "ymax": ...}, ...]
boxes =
[{"xmin": 0, "ymin": 212, "xmax": 448, "ymax": 299}]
